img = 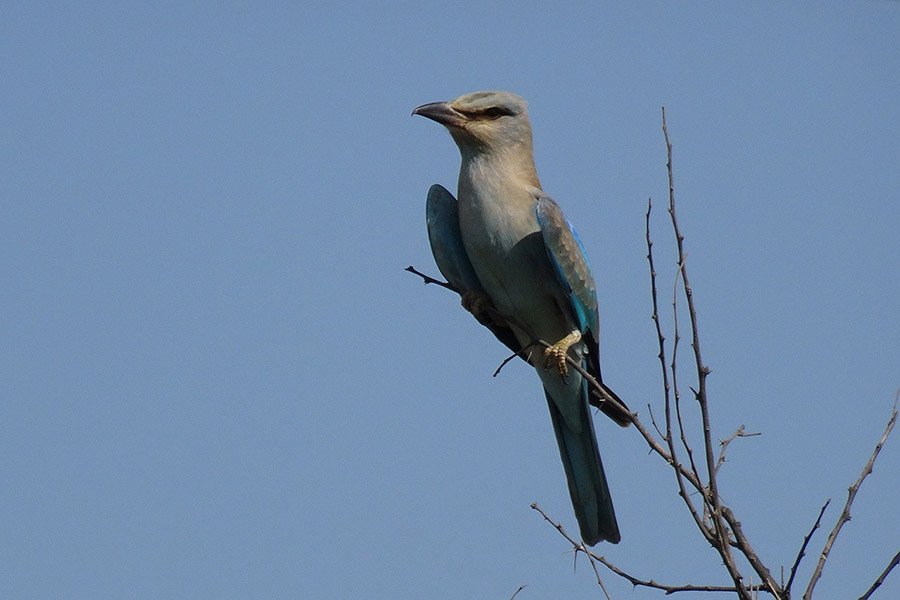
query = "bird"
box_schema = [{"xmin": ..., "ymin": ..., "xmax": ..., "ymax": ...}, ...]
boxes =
[{"xmin": 414, "ymin": 90, "xmax": 630, "ymax": 545}]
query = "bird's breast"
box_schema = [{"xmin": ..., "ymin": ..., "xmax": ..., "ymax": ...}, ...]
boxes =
[
  {"xmin": 457, "ymin": 176, "xmax": 537, "ymax": 279},
  {"xmin": 455, "ymin": 167, "xmax": 564, "ymax": 340}
]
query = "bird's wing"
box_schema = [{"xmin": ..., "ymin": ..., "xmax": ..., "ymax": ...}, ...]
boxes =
[
  {"xmin": 426, "ymin": 184, "xmax": 485, "ymax": 295},
  {"xmin": 426, "ymin": 184, "xmax": 522, "ymax": 355},
  {"xmin": 534, "ymin": 195, "xmax": 599, "ymax": 337},
  {"xmin": 536, "ymin": 195, "xmax": 631, "ymax": 426}
]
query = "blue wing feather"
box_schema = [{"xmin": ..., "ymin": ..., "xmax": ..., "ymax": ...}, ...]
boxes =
[
  {"xmin": 426, "ymin": 184, "xmax": 485, "ymax": 295},
  {"xmin": 534, "ymin": 195, "xmax": 600, "ymax": 337},
  {"xmin": 536, "ymin": 195, "xmax": 631, "ymax": 426},
  {"xmin": 426, "ymin": 184, "xmax": 522, "ymax": 355}
]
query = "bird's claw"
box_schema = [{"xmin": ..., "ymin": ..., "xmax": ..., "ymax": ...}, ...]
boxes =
[
  {"xmin": 542, "ymin": 330, "xmax": 582, "ymax": 380},
  {"xmin": 544, "ymin": 345, "xmax": 570, "ymax": 379},
  {"xmin": 461, "ymin": 291, "xmax": 506, "ymax": 329},
  {"xmin": 461, "ymin": 291, "xmax": 490, "ymax": 317}
]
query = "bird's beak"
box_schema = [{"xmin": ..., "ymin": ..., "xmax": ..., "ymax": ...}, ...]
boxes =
[{"xmin": 412, "ymin": 101, "xmax": 466, "ymax": 128}]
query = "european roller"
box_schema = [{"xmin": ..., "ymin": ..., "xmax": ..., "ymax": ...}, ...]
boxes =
[{"xmin": 414, "ymin": 90, "xmax": 630, "ymax": 545}]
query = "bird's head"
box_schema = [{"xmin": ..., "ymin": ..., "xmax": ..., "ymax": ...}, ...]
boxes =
[{"xmin": 413, "ymin": 90, "xmax": 533, "ymax": 157}]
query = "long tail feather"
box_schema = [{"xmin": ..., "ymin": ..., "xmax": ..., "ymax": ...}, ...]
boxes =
[{"xmin": 545, "ymin": 388, "xmax": 620, "ymax": 545}]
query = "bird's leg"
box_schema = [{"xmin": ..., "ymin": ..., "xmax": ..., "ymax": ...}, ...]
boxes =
[
  {"xmin": 461, "ymin": 291, "xmax": 490, "ymax": 316},
  {"xmin": 461, "ymin": 291, "xmax": 505, "ymax": 328},
  {"xmin": 543, "ymin": 330, "xmax": 582, "ymax": 378}
]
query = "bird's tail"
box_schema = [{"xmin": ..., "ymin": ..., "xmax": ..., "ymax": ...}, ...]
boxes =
[
  {"xmin": 545, "ymin": 388, "xmax": 620, "ymax": 545},
  {"xmin": 589, "ymin": 382, "xmax": 632, "ymax": 427}
]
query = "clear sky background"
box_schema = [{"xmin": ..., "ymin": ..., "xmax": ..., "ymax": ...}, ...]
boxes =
[{"xmin": 2, "ymin": 3, "xmax": 898, "ymax": 599}]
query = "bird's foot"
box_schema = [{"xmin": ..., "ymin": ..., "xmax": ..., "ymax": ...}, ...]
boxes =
[
  {"xmin": 461, "ymin": 291, "xmax": 500, "ymax": 327},
  {"xmin": 543, "ymin": 330, "xmax": 582, "ymax": 379}
]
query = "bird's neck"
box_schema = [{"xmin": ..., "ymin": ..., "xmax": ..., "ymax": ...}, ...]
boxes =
[{"xmin": 457, "ymin": 144, "xmax": 541, "ymax": 203}]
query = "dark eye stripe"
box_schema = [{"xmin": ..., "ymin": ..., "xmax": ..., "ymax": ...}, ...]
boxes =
[
  {"xmin": 457, "ymin": 106, "xmax": 516, "ymax": 120},
  {"xmin": 483, "ymin": 106, "xmax": 513, "ymax": 119}
]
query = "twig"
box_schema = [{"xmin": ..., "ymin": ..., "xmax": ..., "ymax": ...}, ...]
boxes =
[
  {"xmin": 663, "ymin": 107, "xmax": 784, "ymax": 599},
  {"xmin": 648, "ymin": 403, "xmax": 665, "ymax": 439},
  {"xmin": 493, "ymin": 342, "xmax": 537, "ymax": 377},
  {"xmin": 597, "ymin": 557, "xmax": 758, "ymax": 596},
  {"xmin": 645, "ymin": 197, "xmax": 671, "ymax": 438},
  {"xmin": 579, "ymin": 542, "xmax": 613, "ymax": 600},
  {"xmin": 714, "ymin": 425, "xmax": 761, "ymax": 477},
  {"xmin": 858, "ymin": 550, "xmax": 900, "ymax": 600},
  {"xmin": 406, "ymin": 265, "xmax": 628, "ymax": 417},
  {"xmin": 509, "ymin": 584, "xmax": 527, "ymax": 600},
  {"xmin": 531, "ymin": 503, "xmax": 760, "ymax": 595},
  {"xmin": 785, "ymin": 500, "xmax": 830, "ymax": 594},
  {"xmin": 405, "ymin": 265, "xmax": 460, "ymax": 293},
  {"xmin": 803, "ymin": 399, "xmax": 899, "ymax": 600},
  {"xmin": 719, "ymin": 504, "xmax": 784, "ymax": 594},
  {"xmin": 647, "ymin": 196, "xmax": 714, "ymax": 542},
  {"xmin": 671, "ymin": 252, "xmax": 702, "ymax": 484},
  {"xmin": 640, "ymin": 400, "xmax": 711, "ymax": 497},
  {"xmin": 632, "ymin": 408, "xmax": 708, "ymax": 494},
  {"xmin": 406, "ymin": 264, "xmax": 633, "ymax": 421}
]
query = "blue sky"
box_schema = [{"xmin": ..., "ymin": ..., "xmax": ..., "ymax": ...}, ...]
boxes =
[{"xmin": 2, "ymin": 2, "xmax": 898, "ymax": 599}]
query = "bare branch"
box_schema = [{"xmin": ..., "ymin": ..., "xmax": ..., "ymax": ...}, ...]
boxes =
[
  {"xmin": 662, "ymin": 107, "xmax": 771, "ymax": 598},
  {"xmin": 492, "ymin": 342, "xmax": 538, "ymax": 378},
  {"xmin": 644, "ymin": 197, "xmax": 672, "ymax": 439},
  {"xmin": 405, "ymin": 265, "xmax": 460, "ymax": 293},
  {"xmin": 714, "ymin": 425, "xmax": 761, "ymax": 477},
  {"xmin": 719, "ymin": 505, "xmax": 782, "ymax": 595},
  {"xmin": 632, "ymin": 409, "xmax": 709, "ymax": 494},
  {"xmin": 785, "ymin": 500, "xmax": 830, "ymax": 594},
  {"xmin": 803, "ymin": 400, "xmax": 899, "ymax": 600},
  {"xmin": 578, "ymin": 542, "xmax": 613, "ymax": 600},
  {"xmin": 531, "ymin": 503, "xmax": 761, "ymax": 595},
  {"xmin": 508, "ymin": 585, "xmax": 527, "ymax": 600},
  {"xmin": 596, "ymin": 557, "xmax": 762, "ymax": 596},
  {"xmin": 858, "ymin": 550, "xmax": 900, "ymax": 600},
  {"xmin": 647, "ymin": 196, "xmax": 714, "ymax": 542},
  {"xmin": 671, "ymin": 252, "xmax": 701, "ymax": 483},
  {"xmin": 647, "ymin": 403, "xmax": 667, "ymax": 442}
]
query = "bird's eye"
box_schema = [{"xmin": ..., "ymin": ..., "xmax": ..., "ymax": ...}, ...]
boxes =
[{"xmin": 483, "ymin": 107, "xmax": 504, "ymax": 119}]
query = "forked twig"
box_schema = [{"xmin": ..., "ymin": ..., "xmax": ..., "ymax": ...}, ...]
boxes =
[{"xmin": 714, "ymin": 425, "xmax": 761, "ymax": 476}]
